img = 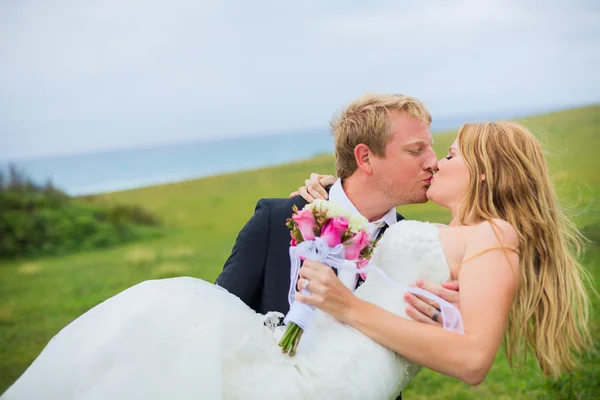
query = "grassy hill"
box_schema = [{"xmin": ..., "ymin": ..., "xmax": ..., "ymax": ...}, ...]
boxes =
[{"xmin": 1, "ymin": 105, "xmax": 598, "ymax": 398}]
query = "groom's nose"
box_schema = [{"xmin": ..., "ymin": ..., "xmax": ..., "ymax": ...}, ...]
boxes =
[{"xmin": 423, "ymin": 148, "xmax": 438, "ymax": 172}]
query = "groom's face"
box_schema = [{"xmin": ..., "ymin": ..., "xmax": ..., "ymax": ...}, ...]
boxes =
[{"xmin": 370, "ymin": 111, "xmax": 437, "ymax": 205}]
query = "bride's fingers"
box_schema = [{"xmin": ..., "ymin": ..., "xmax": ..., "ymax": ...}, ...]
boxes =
[
  {"xmin": 307, "ymin": 175, "xmax": 328, "ymax": 200},
  {"xmin": 307, "ymin": 186, "xmax": 327, "ymax": 200},
  {"xmin": 299, "ymin": 266, "xmax": 338, "ymax": 294},
  {"xmin": 302, "ymin": 260, "xmax": 331, "ymax": 273},
  {"xmin": 404, "ymin": 293, "xmax": 442, "ymax": 325},
  {"xmin": 298, "ymin": 265, "xmax": 327, "ymax": 283},
  {"xmin": 319, "ymin": 175, "xmax": 337, "ymax": 189},
  {"xmin": 309, "ymin": 173, "xmax": 322, "ymax": 182},
  {"xmin": 297, "ymin": 278, "xmax": 319, "ymax": 292},
  {"xmin": 297, "ymin": 278, "xmax": 306, "ymax": 291},
  {"xmin": 297, "ymin": 278, "xmax": 327, "ymax": 296},
  {"xmin": 295, "ymin": 291, "xmax": 321, "ymax": 306},
  {"xmin": 297, "ymin": 185, "xmax": 315, "ymax": 202}
]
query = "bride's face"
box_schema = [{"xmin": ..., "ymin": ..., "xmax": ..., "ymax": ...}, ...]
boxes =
[{"xmin": 426, "ymin": 138, "xmax": 471, "ymax": 210}]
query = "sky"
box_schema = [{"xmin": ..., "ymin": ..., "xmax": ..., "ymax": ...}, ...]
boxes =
[{"xmin": 1, "ymin": 0, "xmax": 599, "ymax": 160}]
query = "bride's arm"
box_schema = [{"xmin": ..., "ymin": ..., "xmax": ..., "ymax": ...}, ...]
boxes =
[{"xmin": 298, "ymin": 219, "xmax": 519, "ymax": 385}]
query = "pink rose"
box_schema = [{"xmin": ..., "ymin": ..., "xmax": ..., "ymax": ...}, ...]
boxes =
[
  {"xmin": 344, "ymin": 230, "xmax": 371, "ymax": 260},
  {"xmin": 290, "ymin": 237, "xmax": 298, "ymax": 247},
  {"xmin": 292, "ymin": 208, "xmax": 316, "ymax": 241},
  {"xmin": 320, "ymin": 216, "xmax": 349, "ymax": 247}
]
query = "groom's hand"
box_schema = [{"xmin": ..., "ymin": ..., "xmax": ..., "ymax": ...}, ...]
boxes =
[{"xmin": 404, "ymin": 280, "xmax": 459, "ymax": 326}]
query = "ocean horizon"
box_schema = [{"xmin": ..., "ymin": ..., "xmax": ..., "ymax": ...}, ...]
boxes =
[
  {"xmin": 3, "ymin": 129, "xmax": 337, "ymax": 196},
  {"xmin": 2, "ymin": 106, "xmax": 565, "ymax": 196}
]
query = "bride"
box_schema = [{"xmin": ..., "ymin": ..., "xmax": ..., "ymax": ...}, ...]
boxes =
[{"xmin": 1, "ymin": 121, "xmax": 591, "ymax": 400}]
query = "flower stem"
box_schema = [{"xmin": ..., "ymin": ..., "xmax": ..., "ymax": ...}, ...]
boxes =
[
  {"xmin": 287, "ymin": 324, "xmax": 299, "ymax": 345},
  {"xmin": 279, "ymin": 323, "xmax": 299, "ymax": 353},
  {"xmin": 278, "ymin": 328, "xmax": 289, "ymax": 347},
  {"xmin": 289, "ymin": 328, "xmax": 304, "ymax": 356}
]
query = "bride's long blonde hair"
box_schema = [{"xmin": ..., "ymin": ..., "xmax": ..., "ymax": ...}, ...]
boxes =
[{"xmin": 456, "ymin": 121, "xmax": 592, "ymax": 377}]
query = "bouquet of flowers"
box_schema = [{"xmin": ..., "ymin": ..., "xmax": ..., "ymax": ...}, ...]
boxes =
[{"xmin": 278, "ymin": 200, "xmax": 379, "ymax": 356}]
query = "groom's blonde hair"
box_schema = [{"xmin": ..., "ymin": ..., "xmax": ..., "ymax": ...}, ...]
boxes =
[
  {"xmin": 330, "ymin": 93, "xmax": 431, "ymax": 179},
  {"xmin": 457, "ymin": 121, "xmax": 592, "ymax": 378}
]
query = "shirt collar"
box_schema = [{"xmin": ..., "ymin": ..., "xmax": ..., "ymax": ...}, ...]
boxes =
[{"xmin": 329, "ymin": 179, "xmax": 398, "ymax": 227}]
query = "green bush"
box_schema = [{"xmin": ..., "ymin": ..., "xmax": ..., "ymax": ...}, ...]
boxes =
[{"xmin": 0, "ymin": 165, "xmax": 161, "ymax": 259}]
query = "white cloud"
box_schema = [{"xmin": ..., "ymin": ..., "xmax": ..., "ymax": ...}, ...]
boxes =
[{"xmin": 0, "ymin": 0, "xmax": 598, "ymax": 159}]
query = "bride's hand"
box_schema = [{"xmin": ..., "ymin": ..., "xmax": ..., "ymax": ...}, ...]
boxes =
[
  {"xmin": 295, "ymin": 260, "xmax": 358, "ymax": 324},
  {"xmin": 289, "ymin": 173, "xmax": 337, "ymax": 202},
  {"xmin": 404, "ymin": 280, "xmax": 460, "ymax": 326}
]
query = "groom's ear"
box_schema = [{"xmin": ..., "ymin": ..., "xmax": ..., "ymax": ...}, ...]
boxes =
[{"xmin": 354, "ymin": 144, "xmax": 373, "ymax": 175}]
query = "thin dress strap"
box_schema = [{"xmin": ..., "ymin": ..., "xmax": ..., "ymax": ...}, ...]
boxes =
[{"xmin": 458, "ymin": 246, "xmax": 519, "ymax": 269}]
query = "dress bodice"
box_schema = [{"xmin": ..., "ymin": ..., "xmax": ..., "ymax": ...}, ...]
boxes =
[{"xmin": 355, "ymin": 220, "xmax": 451, "ymax": 314}]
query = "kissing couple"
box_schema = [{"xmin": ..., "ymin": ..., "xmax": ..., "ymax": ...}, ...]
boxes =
[{"xmin": 2, "ymin": 94, "xmax": 592, "ymax": 400}]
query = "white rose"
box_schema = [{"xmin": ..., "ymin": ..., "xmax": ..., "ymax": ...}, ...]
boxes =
[
  {"xmin": 325, "ymin": 202, "xmax": 346, "ymax": 218},
  {"xmin": 306, "ymin": 199, "xmax": 328, "ymax": 214},
  {"xmin": 348, "ymin": 213, "xmax": 368, "ymax": 232}
]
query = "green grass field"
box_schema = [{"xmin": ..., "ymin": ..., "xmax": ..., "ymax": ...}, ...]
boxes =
[{"xmin": 1, "ymin": 105, "xmax": 598, "ymax": 398}]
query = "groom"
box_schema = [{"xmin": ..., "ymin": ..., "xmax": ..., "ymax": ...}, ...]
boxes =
[{"xmin": 216, "ymin": 93, "xmax": 446, "ymax": 317}]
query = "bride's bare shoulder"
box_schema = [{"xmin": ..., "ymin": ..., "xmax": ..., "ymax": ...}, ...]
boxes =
[{"xmin": 468, "ymin": 219, "xmax": 519, "ymax": 249}]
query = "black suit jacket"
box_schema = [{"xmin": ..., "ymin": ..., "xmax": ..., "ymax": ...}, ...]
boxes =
[{"xmin": 216, "ymin": 196, "xmax": 404, "ymax": 315}]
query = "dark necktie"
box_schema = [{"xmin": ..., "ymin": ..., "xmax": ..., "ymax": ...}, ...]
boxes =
[{"xmin": 355, "ymin": 222, "xmax": 389, "ymax": 289}]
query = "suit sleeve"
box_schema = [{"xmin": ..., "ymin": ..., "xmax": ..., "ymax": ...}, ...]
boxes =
[{"xmin": 215, "ymin": 199, "xmax": 271, "ymax": 311}]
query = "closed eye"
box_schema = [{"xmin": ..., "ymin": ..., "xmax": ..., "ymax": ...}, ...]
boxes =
[
  {"xmin": 409, "ymin": 149, "xmax": 423, "ymax": 155},
  {"xmin": 445, "ymin": 155, "xmax": 453, "ymax": 160}
]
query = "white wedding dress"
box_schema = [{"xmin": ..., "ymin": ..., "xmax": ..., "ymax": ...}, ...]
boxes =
[{"xmin": 2, "ymin": 221, "xmax": 451, "ymax": 400}]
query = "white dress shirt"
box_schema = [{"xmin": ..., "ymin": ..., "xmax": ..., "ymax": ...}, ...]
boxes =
[{"xmin": 328, "ymin": 179, "xmax": 398, "ymax": 290}]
